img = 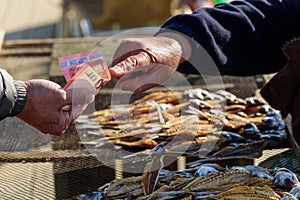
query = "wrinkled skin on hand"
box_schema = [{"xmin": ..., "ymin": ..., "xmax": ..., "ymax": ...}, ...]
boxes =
[
  {"xmin": 110, "ymin": 36, "xmax": 183, "ymax": 93},
  {"xmin": 16, "ymin": 79, "xmax": 95, "ymax": 135},
  {"xmin": 16, "ymin": 80, "xmax": 73, "ymax": 135}
]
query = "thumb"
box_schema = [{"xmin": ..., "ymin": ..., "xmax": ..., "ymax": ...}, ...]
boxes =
[{"xmin": 65, "ymin": 88, "xmax": 95, "ymax": 107}]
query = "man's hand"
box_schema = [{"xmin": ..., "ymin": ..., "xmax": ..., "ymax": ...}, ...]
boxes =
[
  {"xmin": 110, "ymin": 34, "xmax": 190, "ymax": 93},
  {"xmin": 17, "ymin": 80, "xmax": 73, "ymax": 135}
]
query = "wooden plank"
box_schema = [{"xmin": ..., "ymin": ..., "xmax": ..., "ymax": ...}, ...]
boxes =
[
  {"xmin": 0, "ymin": 47, "xmax": 52, "ymax": 56},
  {"xmin": 3, "ymin": 37, "xmax": 109, "ymax": 48},
  {"xmin": 0, "ymin": 57, "xmax": 51, "ymax": 80}
]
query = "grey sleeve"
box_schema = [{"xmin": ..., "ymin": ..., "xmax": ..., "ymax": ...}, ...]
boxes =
[{"xmin": 0, "ymin": 69, "xmax": 27, "ymax": 120}]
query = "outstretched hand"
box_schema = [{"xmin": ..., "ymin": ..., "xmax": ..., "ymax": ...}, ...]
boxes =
[
  {"xmin": 110, "ymin": 35, "xmax": 187, "ymax": 93},
  {"xmin": 16, "ymin": 79, "xmax": 95, "ymax": 135},
  {"xmin": 16, "ymin": 80, "xmax": 72, "ymax": 135}
]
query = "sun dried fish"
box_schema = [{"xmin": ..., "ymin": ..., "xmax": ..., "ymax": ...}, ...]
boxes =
[
  {"xmin": 102, "ymin": 176, "xmax": 143, "ymax": 199},
  {"xmin": 211, "ymin": 140, "xmax": 267, "ymax": 158},
  {"xmin": 141, "ymin": 143, "xmax": 165, "ymax": 196},
  {"xmin": 206, "ymin": 186, "xmax": 281, "ymax": 200},
  {"xmin": 182, "ymin": 170, "xmax": 251, "ymax": 191}
]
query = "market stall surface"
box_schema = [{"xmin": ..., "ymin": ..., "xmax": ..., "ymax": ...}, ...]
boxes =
[{"xmin": 0, "ymin": 4, "xmax": 299, "ymax": 198}]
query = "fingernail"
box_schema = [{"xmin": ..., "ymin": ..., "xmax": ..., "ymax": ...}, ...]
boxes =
[{"xmin": 111, "ymin": 66, "xmax": 123, "ymax": 76}]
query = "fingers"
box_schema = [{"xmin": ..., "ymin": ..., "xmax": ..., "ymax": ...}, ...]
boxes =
[
  {"xmin": 118, "ymin": 64, "xmax": 175, "ymax": 93},
  {"xmin": 44, "ymin": 109, "xmax": 71, "ymax": 135},
  {"xmin": 110, "ymin": 51, "xmax": 156, "ymax": 78},
  {"xmin": 65, "ymin": 88, "xmax": 95, "ymax": 106},
  {"xmin": 69, "ymin": 104, "xmax": 88, "ymax": 122},
  {"xmin": 119, "ymin": 70, "xmax": 158, "ymax": 93},
  {"xmin": 63, "ymin": 78, "xmax": 96, "ymax": 108}
]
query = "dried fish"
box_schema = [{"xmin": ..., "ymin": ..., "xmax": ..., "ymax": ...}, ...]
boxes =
[
  {"xmin": 205, "ymin": 186, "xmax": 281, "ymax": 200},
  {"xmin": 101, "ymin": 176, "xmax": 143, "ymax": 199},
  {"xmin": 141, "ymin": 143, "xmax": 165, "ymax": 195},
  {"xmin": 97, "ymin": 160, "xmax": 299, "ymax": 200},
  {"xmin": 182, "ymin": 170, "xmax": 251, "ymax": 191},
  {"xmin": 80, "ymin": 87, "xmax": 287, "ymax": 170}
]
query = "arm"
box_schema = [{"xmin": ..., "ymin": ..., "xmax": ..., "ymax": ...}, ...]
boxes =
[
  {"xmin": 0, "ymin": 69, "xmax": 27, "ymax": 120},
  {"xmin": 0, "ymin": 68, "xmax": 73, "ymax": 135},
  {"xmin": 159, "ymin": 0, "xmax": 300, "ymax": 76},
  {"xmin": 110, "ymin": 0, "xmax": 300, "ymax": 92}
]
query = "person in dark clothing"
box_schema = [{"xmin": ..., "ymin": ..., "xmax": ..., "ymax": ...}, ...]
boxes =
[
  {"xmin": 110, "ymin": 0, "xmax": 300, "ymax": 89},
  {"xmin": 109, "ymin": 0, "xmax": 300, "ymax": 145}
]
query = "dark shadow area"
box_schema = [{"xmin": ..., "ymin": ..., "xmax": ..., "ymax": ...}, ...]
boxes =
[{"xmin": 5, "ymin": 23, "xmax": 59, "ymax": 40}]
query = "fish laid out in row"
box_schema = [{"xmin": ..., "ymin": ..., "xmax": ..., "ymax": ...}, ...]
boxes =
[
  {"xmin": 77, "ymin": 88, "xmax": 288, "ymax": 159},
  {"xmin": 96, "ymin": 147, "xmax": 300, "ymax": 200}
]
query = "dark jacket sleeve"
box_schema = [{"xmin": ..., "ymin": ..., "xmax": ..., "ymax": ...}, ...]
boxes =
[
  {"xmin": 0, "ymin": 69, "xmax": 27, "ymax": 120},
  {"xmin": 159, "ymin": 0, "xmax": 300, "ymax": 76}
]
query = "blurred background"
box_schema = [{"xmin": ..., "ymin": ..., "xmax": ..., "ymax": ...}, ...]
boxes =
[{"xmin": 1, "ymin": 0, "xmax": 229, "ymax": 40}]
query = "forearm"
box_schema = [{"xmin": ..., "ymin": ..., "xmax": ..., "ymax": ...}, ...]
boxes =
[
  {"xmin": 158, "ymin": 0, "xmax": 300, "ymax": 76},
  {"xmin": 0, "ymin": 69, "xmax": 27, "ymax": 120}
]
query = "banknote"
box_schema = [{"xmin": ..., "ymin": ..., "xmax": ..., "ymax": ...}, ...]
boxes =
[{"xmin": 58, "ymin": 50, "xmax": 111, "ymax": 89}]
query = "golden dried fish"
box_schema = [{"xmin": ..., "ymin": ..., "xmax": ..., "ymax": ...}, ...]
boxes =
[
  {"xmin": 168, "ymin": 177, "xmax": 195, "ymax": 191},
  {"xmin": 225, "ymin": 104, "xmax": 246, "ymax": 113},
  {"xmin": 209, "ymin": 186, "xmax": 281, "ymax": 200},
  {"xmin": 113, "ymin": 138, "xmax": 158, "ymax": 148},
  {"xmin": 165, "ymin": 135, "xmax": 220, "ymax": 155},
  {"xmin": 102, "ymin": 176, "xmax": 143, "ymax": 199},
  {"xmin": 236, "ymin": 177, "xmax": 274, "ymax": 187},
  {"xmin": 105, "ymin": 128, "xmax": 154, "ymax": 140},
  {"xmin": 165, "ymin": 101, "xmax": 191, "ymax": 114},
  {"xmin": 223, "ymin": 113, "xmax": 249, "ymax": 130},
  {"xmin": 162, "ymin": 115, "xmax": 200, "ymax": 129},
  {"xmin": 138, "ymin": 185, "xmax": 169, "ymax": 200},
  {"xmin": 215, "ymin": 90, "xmax": 247, "ymax": 105},
  {"xmin": 82, "ymin": 87, "xmax": 288, "ymax": 173},
  {"xmin": 189, "ymin": 99, "xmax": 213, "ymax": 110},
  {"xmin": 96, "ymin": 159, "xmax": 299, "ymax": 200},
  {"xmin": 182, "ymin": 170, "xmax": 251, "ymax": 191},
  {"xmin": 141, "ymin": 143, "xmax": 165, "ymax": 196},
  {"xmin": 159, "ymin": 124, "xmax": 217, "ymax": 137},
  {"xmin": 133, "ymin": 91, "xmax": 182, "ymax": 105}
]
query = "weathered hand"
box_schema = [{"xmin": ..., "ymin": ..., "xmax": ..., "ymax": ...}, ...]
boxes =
[
  {"xmin": 110, "ymin": 34, "xmax": 189, "ymax": 93},
  {"xmin": 17, "ymin": 80, "xmax": 72, "ymax": 135}
]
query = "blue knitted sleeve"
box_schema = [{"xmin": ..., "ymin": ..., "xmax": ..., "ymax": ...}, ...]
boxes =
[{"xmin": 159, "ymin": 0, "xmax": 300, "ymax": 76}]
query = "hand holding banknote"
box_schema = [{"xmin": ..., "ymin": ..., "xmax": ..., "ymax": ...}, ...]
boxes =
[{"xmin": 17, "ymin": 80, "xmax": 73, "ymax": 135}]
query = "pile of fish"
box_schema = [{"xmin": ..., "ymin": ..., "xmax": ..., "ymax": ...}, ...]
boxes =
[
  {"xmin": 77, "ymin": 88, "xmax": 288, "ymax": 159},
  {"xmin": 95, "ymin": 145, "xmax": 300, "ymax": 200}
]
